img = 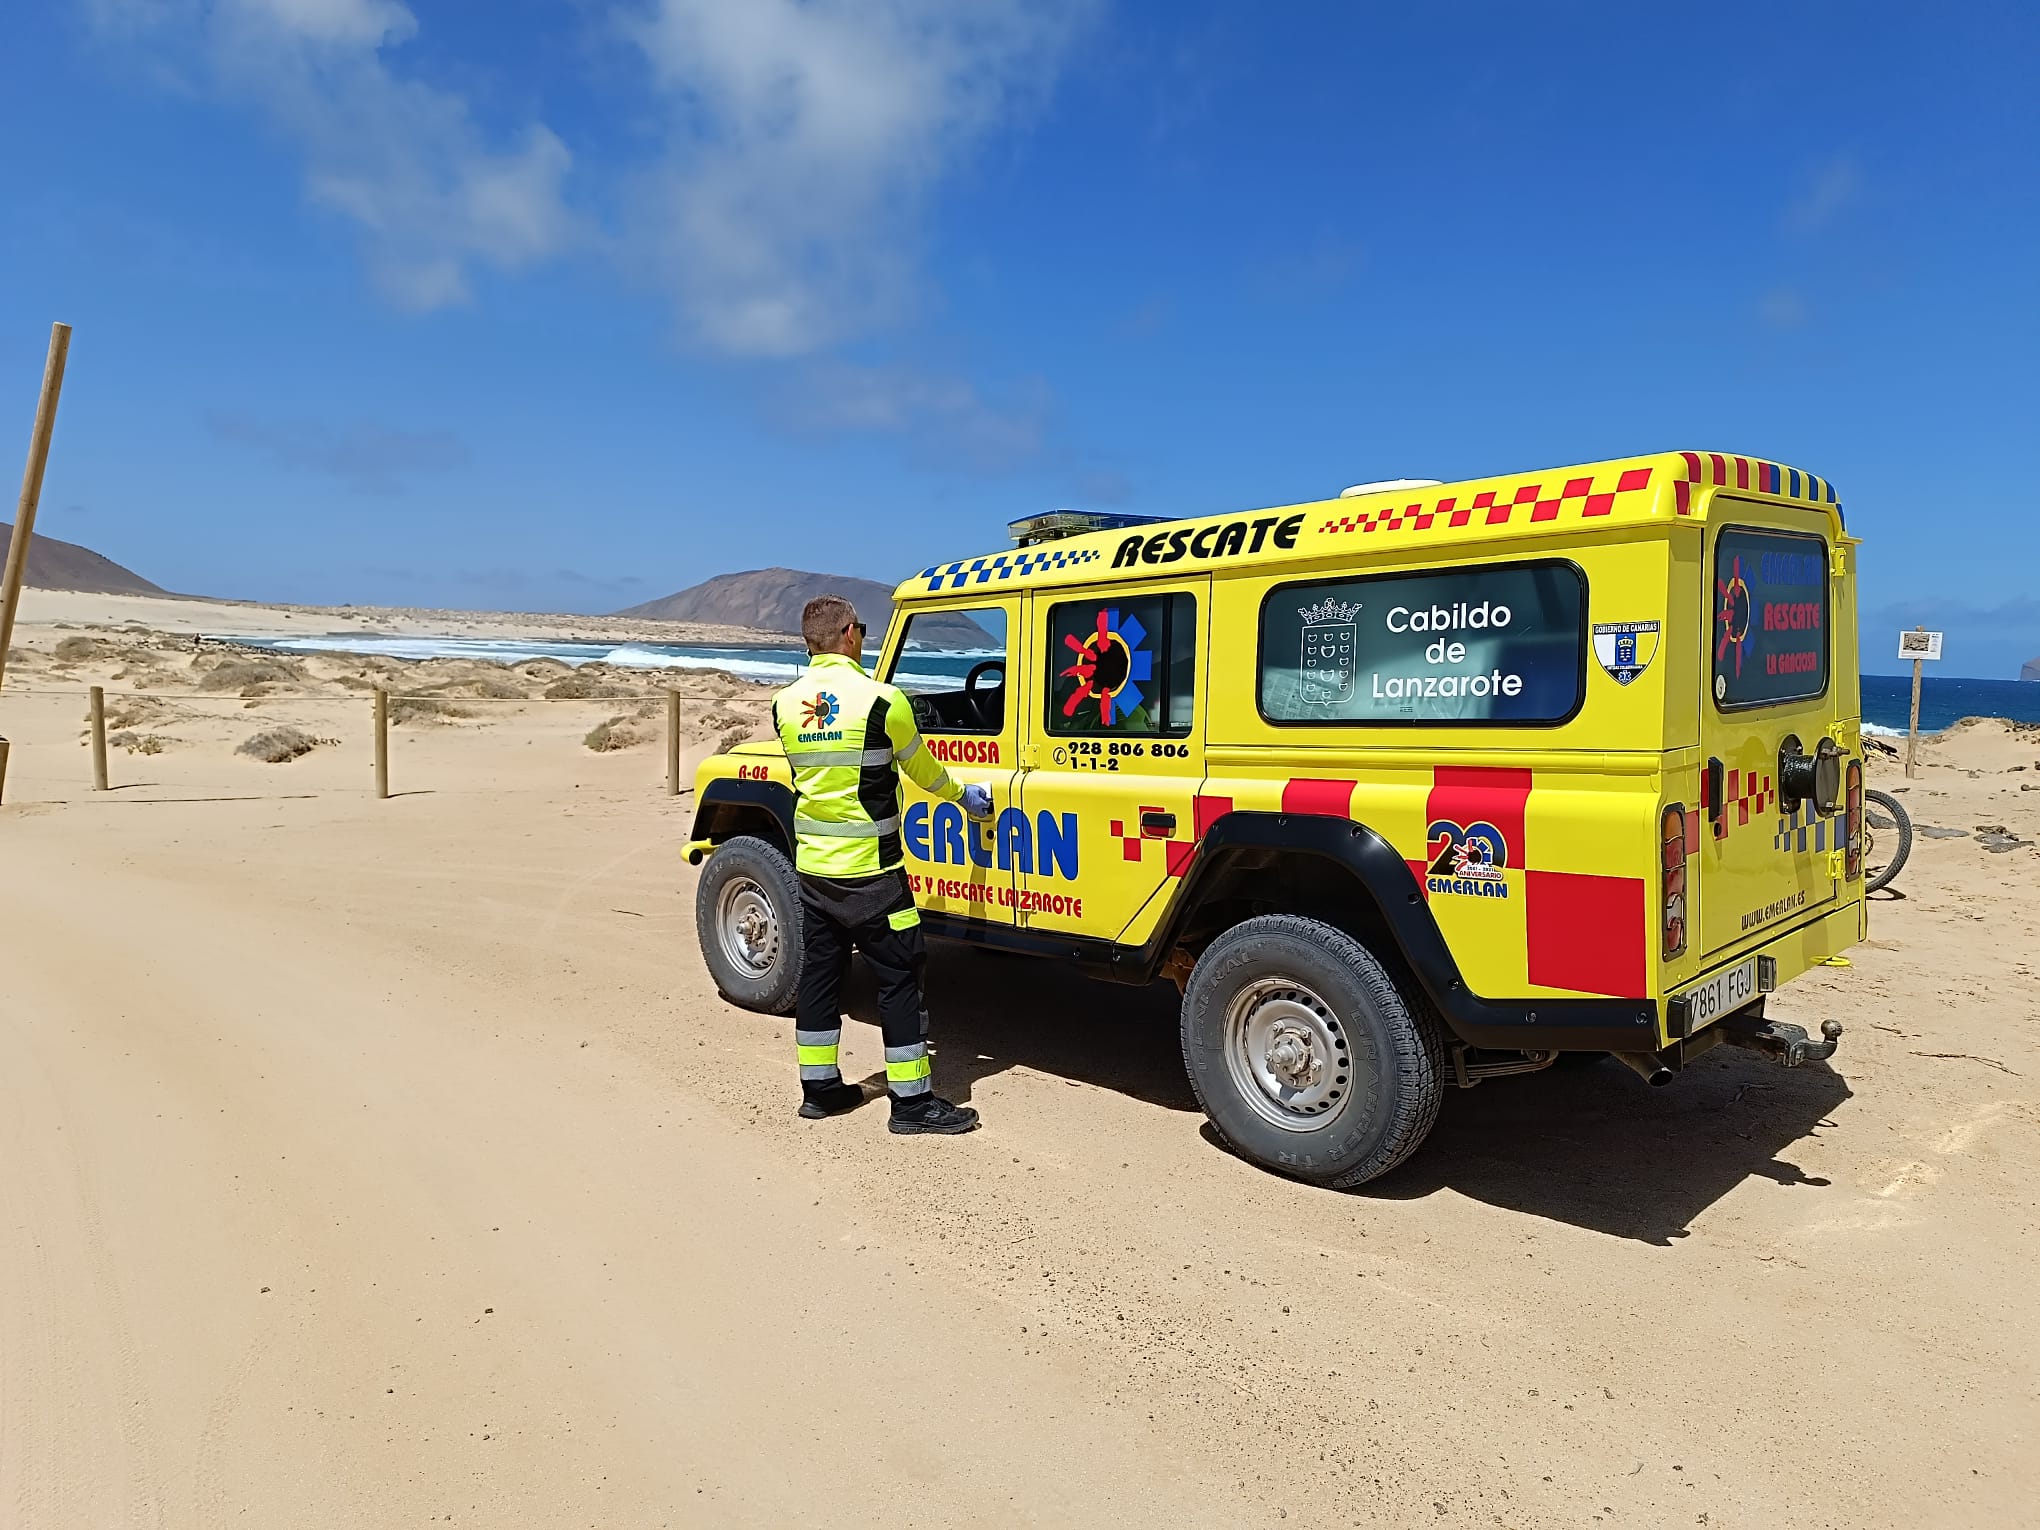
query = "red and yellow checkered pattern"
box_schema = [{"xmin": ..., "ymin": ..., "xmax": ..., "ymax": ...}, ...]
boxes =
[{"xmin": 1319, "ymin": 467, "xmax": 1656, "ymax": 537}]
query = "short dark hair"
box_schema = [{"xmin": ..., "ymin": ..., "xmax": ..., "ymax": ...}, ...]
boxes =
[{"xmin": 801, "ymin": 595, "xmax": 857, "ymax": 654}]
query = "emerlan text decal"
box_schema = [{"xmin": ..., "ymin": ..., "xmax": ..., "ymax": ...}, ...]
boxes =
[
  {"xmin": 904, "ymin": 802, "xmax": 1079, "ymax": 880},
  {"xmin": 1112, "ymin": 512, "xmax": 1305, "ymax": 568}
]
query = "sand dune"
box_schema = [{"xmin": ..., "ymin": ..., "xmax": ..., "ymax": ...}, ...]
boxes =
[{"xmin": 3, "ymin": 599, "xmax": 2038, "ymax": 1528}]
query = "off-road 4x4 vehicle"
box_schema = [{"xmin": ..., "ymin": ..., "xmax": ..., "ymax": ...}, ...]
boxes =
[{"xmin": 687, "ymin": 450, "xmax": 1862, "ymax": 1187}]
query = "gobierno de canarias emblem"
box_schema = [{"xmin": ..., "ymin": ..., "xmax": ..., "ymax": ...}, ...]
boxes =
[{"xmin": 1059, "ymin": 606, "xmax": 1153, "ymax": 727}]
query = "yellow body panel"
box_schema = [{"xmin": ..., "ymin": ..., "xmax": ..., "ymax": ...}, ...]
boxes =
[{"xmin": 692, "ymin": 449, "xmax": 1865, "ymax": 1043}]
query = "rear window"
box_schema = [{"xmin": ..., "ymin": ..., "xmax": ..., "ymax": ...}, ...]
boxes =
[
  {"xmin": 1712, "ymin": 527, "xmax": 1829, "ymax": 708},
  {"xmin": 1258, "ymin": 561, "xmax": 1586, "ymax": 725}
]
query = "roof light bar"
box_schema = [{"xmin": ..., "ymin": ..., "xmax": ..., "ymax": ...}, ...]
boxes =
[{"xmin": 1007, "ymin": 509, "xmax": 1171, "ymax": 547}]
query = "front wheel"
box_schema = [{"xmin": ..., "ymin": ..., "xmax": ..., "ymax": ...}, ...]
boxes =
[
  {"xmin": 695, "ymin": 835, "xmax": 804, "ymax": 1013},
  {"xmin": 1864, "ymin": 788, "xmax": 1912, "ymax": 894},
  {"xmin": 1180, "ymin": 915, "xmax": 1444, "ymax": 1189}
]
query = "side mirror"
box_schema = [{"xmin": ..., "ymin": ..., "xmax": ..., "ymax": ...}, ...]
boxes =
[{"xmin": 1779, "ymin": 734, "xmax": 1842, "ymax": 815}]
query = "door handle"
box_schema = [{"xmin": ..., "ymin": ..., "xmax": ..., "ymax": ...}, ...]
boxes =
[
  {"xmin": 1140, "ymin": 811, "xmax": 1176, "ymax": 836},
  {"xmin": 1705, "ymin": 756, "xmax": 1726, "ymax": 839}
]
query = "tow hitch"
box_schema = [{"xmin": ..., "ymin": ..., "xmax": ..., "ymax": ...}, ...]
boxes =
[{"xmin": 1722, "ymin": 1013, "xmax": 1843, "ymax": 1068}]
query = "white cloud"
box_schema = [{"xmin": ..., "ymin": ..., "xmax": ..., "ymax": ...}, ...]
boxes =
[
  {"xmin": 772, "ymin": 359, "xmax": 1052, "ymax": 472},
  {"xmin": 1784, "ymin": 155, "xmax": 1862, "ymax": 236},
  {"xmin": 83, "ymin": 0, "xmax": 577, "ymax": 308},
  {"xmin": 624, "ymin": 0, "xmax": 1095, "ymax": 356}
]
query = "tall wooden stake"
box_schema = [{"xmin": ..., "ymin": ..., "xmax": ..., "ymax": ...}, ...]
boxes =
[
  {"xmin": 0, "ymin": 322, "xmax": 74, "ymax": 695},
  {"xmin": 0, "ymin": 322, "xmax": 73, "ymax": 807},
  {"xmin": 374, "ymin": 688, "xmax": 390, "ymax": 800},
  {"xmin": 89, "ymin": 684, "xmax": 108, "ymax": 791},
  {"xmin": 666, "ymin": 689, "xmax": 682, "ymax": 796}
]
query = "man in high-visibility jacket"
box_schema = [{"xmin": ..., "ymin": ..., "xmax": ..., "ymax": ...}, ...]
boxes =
[{"xmin": 774, "ymin": 594, "xmax": 993, "ymax": 1134}]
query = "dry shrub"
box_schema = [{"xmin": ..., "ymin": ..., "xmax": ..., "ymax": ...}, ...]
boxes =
[
  {"xmin": 198, "ymin": 659, "xmax": 298, "ymax": 693},
  {"xmin": 237, "ymin": 726, "xmax": 328, "ymax": 763},
  {"xmin": 106, "ymin": 696, "xmax": 175, "ymax": 730},
  {"xmin": 585, "ymin": 715, "xmax": 648, "ymax": 752},
  {"xmin": 544, "ymin": 673, "xmax": 633, "ymax": 700},
  {"xmin": 108, "ymin": 730, "xmax": 174, "ymax": 756},
  {"xmin": 428, "ymin": 675, "xmax": 526, "ymax": 700},
  {"xmin": 714, "ymin": 724, "xmax": 750, "ymax": 755},
  {"xmin": 389, "ymin": 695, "xmax": 475, "ymax": 726},
  {"xmin": 53, "ymin": 636, "xmax": 108, "ymax": 662}
]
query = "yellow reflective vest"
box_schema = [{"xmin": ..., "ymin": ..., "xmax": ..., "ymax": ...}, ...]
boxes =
[{"xmin": 773, "ymin": 651, "xmax": 961, "ymax": 878}]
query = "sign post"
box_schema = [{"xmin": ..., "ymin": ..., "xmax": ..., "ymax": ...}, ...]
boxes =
[{"xmin": 1897, "ymin": 627, "xmax": 1943, "ymax": 779}]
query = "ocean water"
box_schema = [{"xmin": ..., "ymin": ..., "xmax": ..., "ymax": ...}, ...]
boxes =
[{"xmin": 219, "ymin": 632, "xmax": 2038, "ymax": 732}]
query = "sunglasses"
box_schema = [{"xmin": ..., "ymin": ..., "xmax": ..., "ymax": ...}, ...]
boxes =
[{"xmin": 844, "ymin": 619, "xmax": 868, "ymax": 641}]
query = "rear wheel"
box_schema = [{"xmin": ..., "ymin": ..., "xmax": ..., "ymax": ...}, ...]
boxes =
[
  {"xmin": 1864, "ymin": 788, "xmax": 1912, "ymax": 893},
  {"xmin": 695, "ymin": 835, "xmax": 803, "ymax": 1014},
  {"xmin": 1180, "ymin": 915, "xmax": 1444, "ymax": 1189}
]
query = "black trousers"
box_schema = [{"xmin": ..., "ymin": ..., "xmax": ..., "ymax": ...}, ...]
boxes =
[{"xmin": 794, "ymin": 870, "xmax": 932, "ymax": 1099}]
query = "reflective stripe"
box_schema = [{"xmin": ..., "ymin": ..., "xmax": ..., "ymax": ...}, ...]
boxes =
[
  {"xmin": 794, "ymin": 1029, "xmax": 840, "ymax": 1048},
  {"xmin": 887, "ymin": 905, "xmax": 921, "ymax": 931},
  {"xmin": 889, "ymin": 1073, "xmax": 932, "ymax": 1098},
  {"xmin": 883, "ymin": 1044, "xmax": 927, "ymax": 1063},
  {"xmin": 895, "ymin": 734, "xmax": 924, "ymax": 764},
  {"xmin": 784, "ymin": 746, "xmax": 894, "ymax": 768},
  {"xmin": 795, "ymin": 815, "xmax": 900, "ymax": 839},
  {"xmin": 797, "ymin": 1044, "xmax": 839, "ymax": 1067},
  {"xmin": 799, "ymin": 1063, "xmax": 842, "ymax": 1082},
  {"xmin": 885, "ymin": 1055, "xmax": 933, "ymax": 1084}
]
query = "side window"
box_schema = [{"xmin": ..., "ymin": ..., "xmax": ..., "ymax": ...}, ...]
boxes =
[
  {"xmin": 1712, "ymin": 527, "xmax": 1829, "ymax": 708},
  {"xmin": 1047, "ymin": 593, "xmax": 1197, "ymax": 737},
  {"xmin": 1259, "ymin": 561, "xmax": 1586, "ymax": 725},
  {"xmin": 885, "ymin": 605, "xmax": 1007, "ymax": 735}
]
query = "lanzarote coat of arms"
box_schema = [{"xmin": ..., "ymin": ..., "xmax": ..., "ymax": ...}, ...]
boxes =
[{"xmin": 1298, "ymin": 596, "xmax": 1364, "ymax": 704}]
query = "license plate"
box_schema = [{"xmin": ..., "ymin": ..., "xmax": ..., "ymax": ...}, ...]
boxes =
[{"xmin": 1681, "ymin": 958, "xmax": 1757, "ymax": 1031}]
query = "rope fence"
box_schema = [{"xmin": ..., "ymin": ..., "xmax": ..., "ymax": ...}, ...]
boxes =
[{"xmin": 1, "ymin": 683, "xmax": 710, "ymax": 804}]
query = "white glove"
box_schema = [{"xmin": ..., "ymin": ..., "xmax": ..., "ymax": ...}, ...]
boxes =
[{"xmin": 961, "ymin": 783, "xmax": 994, "ymax": 820}]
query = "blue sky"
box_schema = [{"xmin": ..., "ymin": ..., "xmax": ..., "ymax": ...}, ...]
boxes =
[{"xmin": 2, "ymin": 1, "xmax": 2035, "ymax": 676}]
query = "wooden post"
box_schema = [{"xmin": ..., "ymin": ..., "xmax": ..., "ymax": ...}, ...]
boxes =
[
  {"xmin": 666, "ymin": 689, "xmax": 682, "ymax": 796},
  {"xmin": 0, "ymin": 322, "xmax": 74, "ymax": 697},
  {"xmin": 0, "ymin": 322, "xmax": 72, "ymax": 809},
  {"xmin": 1904, "ymin": 642, "xmax": 1924, "ymax": 780},
  {"xmin": 89, "ymin": 684, "xmax": 108, "ymax": 791},
  {"xmin": 373, "ymin": 688, "xmax": 390, "ymax": 800}
]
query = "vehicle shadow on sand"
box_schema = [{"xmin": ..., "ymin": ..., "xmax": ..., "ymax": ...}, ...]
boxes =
[{"xmin": 839, "ymin": 947, "xmax": 1850, "ymax": 1246}]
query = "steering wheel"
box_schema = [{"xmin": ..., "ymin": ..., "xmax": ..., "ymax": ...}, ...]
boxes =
[{"xmin": 962, "ymin": 659, "xmax": 1005, "ymax": 731}]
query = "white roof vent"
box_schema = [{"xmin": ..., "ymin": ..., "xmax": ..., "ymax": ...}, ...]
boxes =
[{"xmin": 1340, "ymin": 477, "xmax": 1443, "ymax": 498}]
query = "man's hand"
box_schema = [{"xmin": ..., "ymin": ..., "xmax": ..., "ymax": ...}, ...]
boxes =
[{"xmin": 961, "ymin": 783, "xmax": 994, "ymax": 820}]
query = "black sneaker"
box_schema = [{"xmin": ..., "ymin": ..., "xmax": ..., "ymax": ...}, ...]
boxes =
[
  {"xmin": 798, "ymin": 1082, "xmax": 866, "ymax": 1119},
  {"xmin": 887, "ymin": 1095, "xmax": 980, "ymax": 1135}
]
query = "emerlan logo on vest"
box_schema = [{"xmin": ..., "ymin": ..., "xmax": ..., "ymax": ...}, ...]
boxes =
[{"xmin": 904, "ymin": 802, "xmax": 1079, "ymax": 879}]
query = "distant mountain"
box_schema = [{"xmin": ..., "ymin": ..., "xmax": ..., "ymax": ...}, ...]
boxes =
[
  {"xmin": 1, "ymin": 519, "xmax": 166, "ymax": 596},
  {"xmin": 617, "ymin": 567, "xmax": 994, "ymax": 648},
  {"xmin": 2022, "ymin": 656, "xmax": 2039, "ymax": 682}
]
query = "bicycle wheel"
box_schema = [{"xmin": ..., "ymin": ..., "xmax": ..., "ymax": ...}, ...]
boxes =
[{"xmin": 1864, "ymin": 788, "xmax": 1912, "ymax": 893}]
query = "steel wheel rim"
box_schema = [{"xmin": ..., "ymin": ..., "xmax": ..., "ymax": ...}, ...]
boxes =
[
  {"xmin": 1223, "ymin": 976, "xmax": 1352, "ymax": 1132},
  {"xmin": 716, "ymin": 877, "xmax": 779, "ymax": 979}
]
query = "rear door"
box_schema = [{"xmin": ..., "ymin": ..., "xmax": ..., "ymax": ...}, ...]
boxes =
[
  {"xmin": 1696, "ymin": 504, "xmax": 1840, "ymax": 962},
  {"xmin": 1015, "ymin": 579, "xmax": 1208, "ymax": 944}
]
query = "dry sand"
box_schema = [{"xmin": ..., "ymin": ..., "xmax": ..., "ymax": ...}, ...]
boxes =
[{"xmin": 2, "ymin": 602, "xmax": 2038, "ymax": 1528}]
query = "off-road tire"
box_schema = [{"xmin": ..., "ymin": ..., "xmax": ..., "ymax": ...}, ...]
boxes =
[
  {"xmin": 1180, "ymin": 915, "xmax": 1445, "ymax": 1189},
  {"xmin": 695, "ymin": 835, "xmax": 804, "ymax": 1014},
  {"xmin": 1864, "ymin": 788, "xmax": 1912, "ymax": 894}
]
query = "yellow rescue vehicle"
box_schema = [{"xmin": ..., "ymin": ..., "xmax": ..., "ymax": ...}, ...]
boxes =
[{"xmin": 687, "ymin": 449, "xmax": 1863, "ymax": 1187}]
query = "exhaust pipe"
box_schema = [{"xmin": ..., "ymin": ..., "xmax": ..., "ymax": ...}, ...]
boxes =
[{"xmin": 1614, "ymin": 1052, "xmax": 1675, "ymax": 1087}]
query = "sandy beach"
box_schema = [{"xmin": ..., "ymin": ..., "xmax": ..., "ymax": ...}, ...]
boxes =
[{"xmin": 3, "ymin": 593, "xmax": 2038, "ymax": 1528}]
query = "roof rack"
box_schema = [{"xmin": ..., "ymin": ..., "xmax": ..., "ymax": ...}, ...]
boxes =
[{"xmin": 1007, "ymin": 509, "xmax": 1170, "ymax": 547}]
